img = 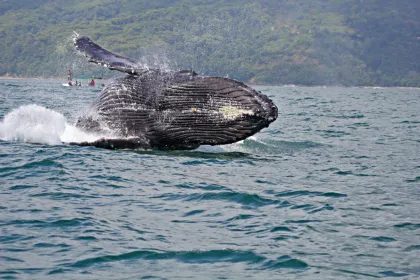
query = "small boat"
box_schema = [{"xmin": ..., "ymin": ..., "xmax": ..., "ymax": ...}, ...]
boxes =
[
  {"xmin": 62, "ymin": 76, "xmax": 103, "ymax": 87},
  {"xmin": 62, "ymin": 82, "xmax": 81, "ymax": 87},
  {"xmin": 62, "ymin": 81, "xmax": 105, "ymax": 88}
]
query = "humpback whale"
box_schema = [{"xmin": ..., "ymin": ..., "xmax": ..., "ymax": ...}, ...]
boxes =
[{"xmin": 72, "ymin": 33, "xmax": 278, "ymax": 150}]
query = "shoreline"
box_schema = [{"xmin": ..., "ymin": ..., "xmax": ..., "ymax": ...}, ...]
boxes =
[{"xmin": 1, "ymin": 76, "xmax": 419, "ymax": 89}]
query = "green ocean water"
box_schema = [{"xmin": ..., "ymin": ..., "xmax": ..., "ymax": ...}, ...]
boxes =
[{"xmin": 1, "ymin": 79, "xmax": 419, "ymax": 279}]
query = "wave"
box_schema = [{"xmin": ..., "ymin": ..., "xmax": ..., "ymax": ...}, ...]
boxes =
[
  {"xmin": 0, "ymin": 104, "xmax": 102, "ymax": 145},
  {"xmin": 0, "ymin": 217, "xmax": 95, "ymax": 228},
  {"xmin": 71, "ymin": 249, "xmax": 266, "ymax": 268},
  {"xmin": 152, "ymin": 191, "xmax": 279, "ymax": 207},
  {"xmin": 70, "ymin": 249, "xmax": 309, "ymax": 272}
]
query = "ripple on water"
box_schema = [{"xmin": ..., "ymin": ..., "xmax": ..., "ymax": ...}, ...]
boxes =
[
  {"xmin": 29, "ymin": 192, "xmax": 99, "ymax": 200},
  {"xmin": 225, "ymin": 214, "xmax": 260, "ymax": 222},
  {"xmin": 394, "ymin": 223, "xmax": 420, "ymax": 230},
  {"xmin": 0, "ymin": 256, "xmax": 25, "ymax": 263},
  {"xmin": 71, "ymin": 249, "xmax": 266, "ymax": 268},
  {"xmin": 183, "ymin": 209, "xmax": 206, "ymax": 217},
  {"xmin": 8, "ymin": 184, "xmax": 37, "ymax": 190},
  {"xmin": 380, "ymin": 271, "xmax": 410, "ymax": 277},
  {"xmin": 271, "ymin": 189, "xmax": 347, "ymax": 198},
  {"xmin": 1, "ymin": 218, "xmax": 98, "ymax": 230},
  {"xmin": 152, "ymin": 191, "xmax": 279, "ymax": 207},
  {"xmin": 263, "ymin": 255, "xmax": 309, "ymax": 270},
  {"xmin": 369, "ymin": 236, "xmax": 396, "ymax": 243},
  {"xmin": 334, "ymin": 170, "xmax": 375, "ymax": 177},
  {"xmin": 285, "ymin": 219, "xmax": 321, "ymax": 224},
  {"xmin": 2, "ymin": 158, "xmax": 64, "ymax": 171},
  {"xmin": 406, "ymin": 176, "xmax": 420, "ymax": 183},
  {"xmin": 270, "ymin": 226, "xmax": 294, "ymax": 233},
  {"xmin": 404, "ymin": 245, "xmax": 420, "ymax": 252},
  {"xmin": 181, "ymin": 158, "xmax": 232, "ymax": 166}
]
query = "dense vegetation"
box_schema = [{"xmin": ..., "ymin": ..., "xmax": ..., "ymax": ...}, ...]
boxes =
[{"xmin": 0, "ymin": 0, "xmax": 419, "ymax": 86}]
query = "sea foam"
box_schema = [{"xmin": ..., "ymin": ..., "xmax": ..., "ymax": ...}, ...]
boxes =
[{"xmin": 0, "ymin": 104, "xmax": 101, "ymax": 145}]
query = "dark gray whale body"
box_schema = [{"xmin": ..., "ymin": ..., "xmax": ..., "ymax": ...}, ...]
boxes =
[{"xmin": 72, "ymin": 33, "xmax": 278, "ymax": 150}]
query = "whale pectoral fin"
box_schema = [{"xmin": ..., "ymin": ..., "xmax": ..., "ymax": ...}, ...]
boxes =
[{"xmin": 73, "ymin": 33, "xmax": 147, "ymax": 75}]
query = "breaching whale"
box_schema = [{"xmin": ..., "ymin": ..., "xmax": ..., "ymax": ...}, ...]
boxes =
[{"xmin": 72, "ymin": 32, "xmax": 278, "ymax": 150}]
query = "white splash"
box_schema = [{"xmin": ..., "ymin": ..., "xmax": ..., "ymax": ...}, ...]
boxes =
[
  {"xmin": 218, "ymin": 136, "xmax": 260, "ymax": 153},
  {"xmin": 0, "ymin": 104, "xmax": 102, "ymax": 145}
]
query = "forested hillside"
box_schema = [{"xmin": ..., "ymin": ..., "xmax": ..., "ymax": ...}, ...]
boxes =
[{"xmin": 0, "ymin": 0, "xmax": 419, "ymax": 86}]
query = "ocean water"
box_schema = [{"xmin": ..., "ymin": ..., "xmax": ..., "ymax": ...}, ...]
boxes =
[{"xmin": 1, "ymin": 78, "xmax": 419, "ymax": 279}]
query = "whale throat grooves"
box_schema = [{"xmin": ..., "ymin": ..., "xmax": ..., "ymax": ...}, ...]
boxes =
[{"xmin": 75, "ymin": 73, "xmax": 277, "ymax": 150}]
